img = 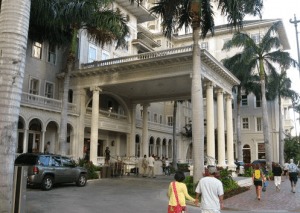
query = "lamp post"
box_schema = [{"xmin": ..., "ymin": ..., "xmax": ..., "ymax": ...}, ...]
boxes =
[{"xmin": 290, "ymin": 14, "xmax": 300, "ymax": 76}]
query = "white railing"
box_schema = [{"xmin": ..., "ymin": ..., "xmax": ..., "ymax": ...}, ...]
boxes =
[
  {"xmin": 86, "ymin": 107, "xmax": 128, "ymax": 120},
  {"xmin": 21, "ymin": 92, "xmax": 77, "ymax": 114},
  {"xmin": 81, "ymin": 46, "xmax": 193, "ymax": 69}
]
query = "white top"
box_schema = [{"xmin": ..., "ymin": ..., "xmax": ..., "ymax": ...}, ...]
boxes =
[
  {"xmin": 195, "ymin": 176, "xmax": 224, "ymax": 210},
  {"xmin": 284, "ymin": 163, "xmax": 289, "ymax": 170},
  {"xmin": 165, "ymin": 160, "xmax": 170, "ymax": 166},
  {"xmin": 148, "ymin": 156, "xmax": 155, "ymax": 167}
]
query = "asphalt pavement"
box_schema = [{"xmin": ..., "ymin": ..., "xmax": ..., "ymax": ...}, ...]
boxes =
[{"xmin": 25, "ymin": 174, "xmax": 300, "ymax": 213}]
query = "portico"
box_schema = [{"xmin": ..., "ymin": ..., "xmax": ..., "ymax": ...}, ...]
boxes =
[{"xmin": 65, "ymin": 46, "xmax": 239, "ymax": 168}]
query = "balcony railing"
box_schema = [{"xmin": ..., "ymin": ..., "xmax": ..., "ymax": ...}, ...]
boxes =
[
  {"xmin": 81, "ymin": 46, "xmax": 192, "ymax": 69},
  {"xmin": 86, "ymin": 107, "xmax": 128, "ymax": 120},
  {"xmin": 21, "ymin": 92, "xmax": 77, "ymax": 114}
]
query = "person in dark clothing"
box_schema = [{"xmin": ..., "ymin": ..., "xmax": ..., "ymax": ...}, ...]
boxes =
[
  {"xmin": 105, "ymin": 147, "xmax": 110, "ymax": 165},
  {"xmin": 273, "ymin": 163, "xmax": 283, "ymax": 191}
]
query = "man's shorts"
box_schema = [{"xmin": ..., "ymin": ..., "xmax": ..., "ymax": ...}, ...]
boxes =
[{"xmin": 289, "ymin": 172, "xmax": 298, "ymax": 184}]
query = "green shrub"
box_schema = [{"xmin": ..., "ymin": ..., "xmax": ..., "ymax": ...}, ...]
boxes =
[
  {"xmin": 177, "ymin": 163, "xmax": 190, "ymax": 172},
  {"xmin": 76, "ymin": 158, "xmax": 99, "ymax": 179}
]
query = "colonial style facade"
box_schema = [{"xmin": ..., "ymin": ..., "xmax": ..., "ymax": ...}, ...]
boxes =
[{"xmin": 16, "ymin": 1, "xmax": 293, "ymax": 171}]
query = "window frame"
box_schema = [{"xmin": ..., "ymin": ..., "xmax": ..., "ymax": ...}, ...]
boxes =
[
  {"xmin": 242, "ymin": 117, "xmax": 250, "ymax": 130},
  {"xmin": 32, "ymin": 41, "xmax": 43, "ymax": 59}
]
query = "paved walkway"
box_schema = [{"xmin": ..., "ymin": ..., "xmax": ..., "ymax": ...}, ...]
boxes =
[
  {"xmin": 25, "ymin": 175, "xmax": 300, "ymax": 213},
  {"xmin": 224, "ymin": 176, "xmax": 300, "ymax": 212}
]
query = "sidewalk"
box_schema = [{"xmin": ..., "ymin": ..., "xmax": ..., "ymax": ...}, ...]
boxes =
[{"xmin": 224, "ymin": 177, "xmax": 300, "ymax": 212}]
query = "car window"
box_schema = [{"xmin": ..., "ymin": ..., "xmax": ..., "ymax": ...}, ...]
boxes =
[
  {"xmin": 61, "ymin": 157, "xmax": 74, "ymax": 167},
  {"xmin": 38, "ymin": 156, "xmax": 50, "ymax": 166},
  {"xmin": 51, "ymin": 156, "xmax": 61, "ymax": 167}
]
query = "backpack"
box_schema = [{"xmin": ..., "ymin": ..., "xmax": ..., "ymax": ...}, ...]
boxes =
[{"xmin": 254, "ymin": 169, "xmax": 261, "ymax": 180}]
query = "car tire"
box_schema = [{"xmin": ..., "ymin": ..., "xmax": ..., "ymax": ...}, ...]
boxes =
[
  {"xmin": 41, "ymin": 175, "xmax": 54, "ymax": 191},
  {"xmin": 76, "ymin": 174, "xmax": 87, "ymax": 187}
]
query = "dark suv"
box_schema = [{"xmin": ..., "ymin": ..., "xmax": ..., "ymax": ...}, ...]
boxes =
[{"xmin": 15, "ymin": 153, "xmax": 87, "ymax": 190}]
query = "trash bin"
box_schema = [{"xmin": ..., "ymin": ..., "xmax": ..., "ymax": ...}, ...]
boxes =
[{"xmin": 12, "ymin": 165, "xmax": 28, "ymax": 213}]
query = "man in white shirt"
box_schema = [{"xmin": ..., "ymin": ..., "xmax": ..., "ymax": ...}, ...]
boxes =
[
  {"xmin": 147, "ymin": 154, "xmax": 156, "ymax": 178},
  {"xmin": 195, "ymin": 165, "xmax": 224, "ymax": 213}
]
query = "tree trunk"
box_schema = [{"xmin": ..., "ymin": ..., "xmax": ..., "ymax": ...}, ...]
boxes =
[
  {"xmin": 236, "ymin": 87, "xmax": 243, "ymax": 162},
  {"xmin": 172, "ymin": 101, "xmax": 178, "ymax": 170},
  {"xmin": 191, "ymin": 26, "xmax": 205, "ymax": 185},
  {"xmin": 0, "ymin": 0, "xmax": 31, "ymax": 211},
  {"xmin": 278, "ymin": 95, "xmax": 284, "ymax": 166},
  {"xmin": 259, "ymin": 59, "xmax": 272, "ymax": 165},
  {"xmin": 59, "ymin": 63, "xmax": 71, "ymax": 156}
]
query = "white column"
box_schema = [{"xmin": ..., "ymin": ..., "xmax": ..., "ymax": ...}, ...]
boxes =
[
  {"xmin": 130, "ymin": 104, "xmax": 136, "ymax": 157},
  {"xmin": 23, "ymin": 128, "xmax": 28, "ymax": 153},
  {"xmin": 142, "ymin": 103, "xmax": 150, "ymax": 156},
  {"xmin": 206, "ymin": 82, "xmax": 215, "ymax": 159},
  {"xmin": 75, "ymin": 88, "xmax": 86, "ymax": 158},
  {"xmin": 217, "ymin": 89, "xmax": 226, "ymax": 167},
  {"xmin": 166, "ymin": 142, "xmax": 169, "ymax": 158},
  {"xmin": 40, "ymin": 130, "xmax": 45, "ymax": 153},
  {"xmin": 90, "ymin": 87, "xmax": 101, "ymax": 164},
  {"xmin": 226, "ymin": 94, "xmax": 235, "ymax": 170},
  {"xmin": 160, "ymin": 142, "xmax": 163, "ymax": 159}
]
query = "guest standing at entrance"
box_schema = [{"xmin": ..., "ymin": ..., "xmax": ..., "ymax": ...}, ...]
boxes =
[{"xmin": 105, "ymin": 147, "xmax": 110, "ymax": 165}]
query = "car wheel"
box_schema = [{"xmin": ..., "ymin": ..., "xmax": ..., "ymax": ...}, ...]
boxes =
[
  {"xmin": 76, "ymin": 174, "xmax": 87, "ymax": 187},
  {"xmin": 41, "ymin": 176, "xmax": 53, "ymax": 191}
]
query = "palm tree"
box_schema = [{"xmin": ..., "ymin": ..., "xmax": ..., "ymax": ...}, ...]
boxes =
[
  {"xmin": 146, "ymin": 0, "xmax": 264, "ymax": 184},
  {"xmin": 222, "ymin": 58, "xmax": 260, "ymax": 162},
  {"xmin": 0, "ymin": 0, "xmax": 128, "ymax": 211},
  {"xmin": 222, "ymin": 21, "xmax": 297, "ymax": 166},
  {"xmin": 266, "ymin": 70, "xmax": 299, "ymax": 166}
]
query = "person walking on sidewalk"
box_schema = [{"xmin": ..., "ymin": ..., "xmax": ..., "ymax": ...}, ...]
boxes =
[
  {"xmin": 288, "ymin": 159, "xmax": 299, "ymax": 193},
  {"xmin": 195, "ymin": 165, "xmax": 224, "ymax": 213},
  {"xmin": 283, "ymin": 162, "xmax": 289, "ymax": 180},
  {"xmin": 252, "ymin": 164, "xmax": 265, "ymax": 200},
  {"xmin": 273, "ymin": 163, "xmax": 283, "ymax": 191},
  {"xmin": 167, "ymin": 171, "xmax": 195, "ymax": 213},
  {"xmin": 141, "ymin": 155, "xmax": 148, "ymax": 177},
  {"xmin": 147, "ymin": 154, "xmax": 156, "ymax": 178}
]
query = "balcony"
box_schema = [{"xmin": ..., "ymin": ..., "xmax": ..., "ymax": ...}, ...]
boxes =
[{"xmin": 20, "ymin": 92, "xmax": 77, "ymax": 115}]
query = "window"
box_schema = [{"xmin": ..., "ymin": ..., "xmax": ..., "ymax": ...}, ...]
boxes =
[
  {"xmin": 159, "ymin": 115, "xmax": 163, "ymax": 124},
  {"xmin": 32, "ymin": 41, "xmax": 42, "ymax": 59},
  {"xmin": 257, "ymin": 143, "xmax": 265, "ymax": 159},
  {"xmin": 29, "ymin": 78, "xmax": 39, "ymax": 95},
  {"xmin": 200, "ymin": 42, "xmax": 208, "ymax": 50},
  {"xmin": 101, "ymin": 50, "xmax": 110, "ymax": 60},
  {"xmin": 68, "ymin": 89, "xmax": 73, "ymax": 103},
  {"xmin": 251, "ymin": 33, "xmax": 260, "ymax": 44},
  {"xmin": 61, "ymin": 157, "xmax": 74, "ymax": 167},
  {"xmin": 88, "ymin": 44, "xmax": 97, "ymax": 62},
  {"xmin": 241, "ymin": 95, "xmax": 248, "ymax": 106},
  {"xmin": 148, "ymin": 111, "xmax": 150, "ymax": 121},
  {"xmin": 48, "ymin": 44, "xmax": 56, "ymax": 64},
  {"xmin": 154, "ymin": 113, "xmax": 158, "ymax": 123},
  {"xmin": 45, "ymin": 82, "xmax": 54, "ymax": 98},
  {"xmin": 140, "ymin": 110, "xmax": 143, "ymax": 119},
  {"xmin": 167, "ymin": 116, "xmax": 173, "ymax": 126},
  {"xmin": 256, "ymin": 117, "xmax": 262, "ymax": 131},
  {"xmin": 256, "ymin": 95, "xmax": 261, "ymax": 107},
  {"xmin": 38, "ymin": 156, "xmax": 50, "ymax": 166},
  {"xmin": 51, "ymin": 156, "xmax": 61, "ymax": 167},
  {"xmin": 242, "ymin": 118, "xmax": 249, "ymax": 129}
]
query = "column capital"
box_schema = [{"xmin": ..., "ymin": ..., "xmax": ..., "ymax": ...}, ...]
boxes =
[
  {"xmin": 90, "ymin": 86, "xmax": 102, "ymax": 92},
  {"xmin": 141, "ymin": 103, "xmax": 150, "ymax": 108},
  {"xmin": 216, "ymin": 88, "xmax": 223, "ymax": 94},
  {"xmin": 225, "ymin": 94, "xmax": 233, "ymax": 100},
  {"xmin": 204, "ymin": 81, "xmax": 215, "ymax": 88}
]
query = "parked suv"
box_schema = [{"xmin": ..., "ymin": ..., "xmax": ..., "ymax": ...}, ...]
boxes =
[{"xmin": 15, "ymin": 153, "xmax": 87, "ymax": 190}]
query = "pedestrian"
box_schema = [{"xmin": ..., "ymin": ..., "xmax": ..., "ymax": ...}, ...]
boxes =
[
  {"xmin": 44, "ymin": 141, "xmax": 50, "ymax": 154},
  {"xmin": 168, "ymin": 171, "xmax": 195, "ymax": 213},
  {"xmin": 195, "ymin": 165, "xmax": 224, "ymax": 213},
  {"xmin": 252, "ymin": 163, "xmax": 265, "ymax": 200},
  {"xmin": 272, "ymin": 162, "xmax": 283, "ymax": 191},
  {"xmin": 148, "ymin": 154, "xmax": 156, "ymax": 178},
  {"xmin": 162, "ymin": 157, "xmax": 166, "ymax": 174},
  {"xmin": 141, "ymin": 155, "xmax": 148, "ymax": 177},
  {"xmin": 288, "ymin": 159, "xmax": 299, "ymax": 193},
  {"xmin": 283, "ymin": 161, "xmax": 289, "ymax": 180},
  {"xmin": 262, "ymin": 164, "xmax": 270, "ymax": 192},
  {"xmin": 105, "ymin": 147, "xmax": 110, "ymax": 165},
  {"xmin": 165, "ymin": 158, "xmax": 171, "ymax": 176}
]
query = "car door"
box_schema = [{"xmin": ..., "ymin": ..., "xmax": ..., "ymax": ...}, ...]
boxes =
[
  {"xmin": 51, "ymin": 156, "xmax": 65, "ymax": 183},
  {"xmin": 61, "ymin": 157, "xmax": 77, "ymax": 183}
]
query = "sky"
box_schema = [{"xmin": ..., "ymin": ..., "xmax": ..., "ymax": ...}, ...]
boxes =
[{"xmin": 261, "ymin": 0, "xmax": 300, "ymax": 136}]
